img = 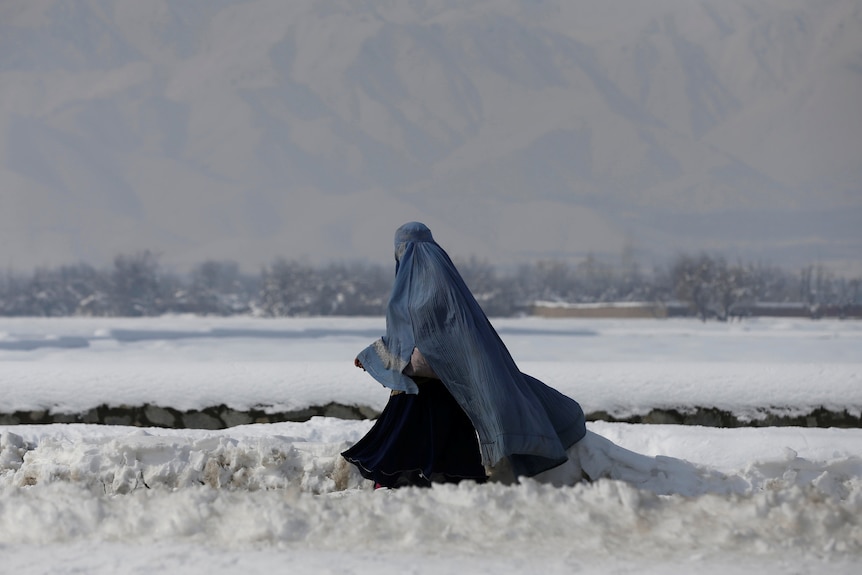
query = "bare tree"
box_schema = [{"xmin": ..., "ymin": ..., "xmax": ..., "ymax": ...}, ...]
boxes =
[
  {"xmin": 672, "ymin": 254, "xmax": 717, "ymax": 320},
  {"xmin": 183, "ymin": 260, "xmax": 254, "ymax": 315},
  {"xmin": 110, "ymin": 251, "xmax": 163, "ymax": 316}
]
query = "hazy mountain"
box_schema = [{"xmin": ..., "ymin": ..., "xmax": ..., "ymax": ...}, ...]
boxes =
[{"xmin": 1, "ymin": 0, "xmax": 860, "ymax": 273}]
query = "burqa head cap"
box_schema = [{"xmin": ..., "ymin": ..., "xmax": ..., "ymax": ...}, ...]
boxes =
[
  {"xmin": 394, "ymin": 222, "xmax": 434, "ymax": 261},
  {"xmin": 394, "ymin": 221, "xmax": 434, "ymax": 246}
]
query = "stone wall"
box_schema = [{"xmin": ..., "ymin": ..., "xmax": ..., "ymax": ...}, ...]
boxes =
[
  {"xmin": 1, "ymin": 404, "xmax": 859, "ymax": 429},
  {"xmin": 0, "ymin": 403, "xmax": 380, "ymax": 429},
  {"xmin": 589, "ymin": 406, "xmax": 862, "ymax": 428}
]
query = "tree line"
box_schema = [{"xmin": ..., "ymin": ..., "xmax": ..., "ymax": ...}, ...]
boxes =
[{"xmin": 0, "ymin": 250, "xmax": 859, "ymax": 319}]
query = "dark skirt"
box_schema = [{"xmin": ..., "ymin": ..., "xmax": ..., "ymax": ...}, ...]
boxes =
[{"xmin": 341, "ymin": 378, "xmax": 487, "ymax": 488}]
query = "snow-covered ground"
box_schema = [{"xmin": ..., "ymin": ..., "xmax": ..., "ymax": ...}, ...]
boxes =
[
  {"xmin": 1, "ymin": 316, "xmax": 861, "ymax": 573},
  {"xmin": 2, "ymin": 316, "xmax": 860, "ymax": 421}
]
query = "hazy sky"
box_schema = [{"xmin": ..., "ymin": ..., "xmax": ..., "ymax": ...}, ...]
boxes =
[{"xmin": 1, "ymin": 0, "xmax": 860, "ymax": 274}]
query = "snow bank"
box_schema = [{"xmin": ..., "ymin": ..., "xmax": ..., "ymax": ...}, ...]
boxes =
[
  {"xmin": 0, "ymin": 362, "xmax": 381, "ymax": 416},
  {"xmin": 3, "ymin": 420, "xmax": 861, "ymax": 497},
  {"xmin": 2, "ymin": 475, "xmax": 859, "ymax": 559},
  {"xmin": 2, "ymin": 362, "xmax": 859, "ymax": 424},
  {"xmin": 1, "ymin": 420, "xmax": 860, "ymax": 570}
]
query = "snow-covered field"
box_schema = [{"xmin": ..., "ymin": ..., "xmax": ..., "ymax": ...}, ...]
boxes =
[{"xmin": 1, "ymin": 316, "xmax": 861, "ymax": 574}]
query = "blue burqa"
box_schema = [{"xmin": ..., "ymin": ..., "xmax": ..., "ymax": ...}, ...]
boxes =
[{"xmin": 357, "ymin": 222, "xmax": 586, "ymax": 477}]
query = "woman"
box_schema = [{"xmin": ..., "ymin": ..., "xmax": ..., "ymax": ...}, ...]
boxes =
[{"xmin": 342, "ymin": 222, "xmax": 586, "ymax": 488}]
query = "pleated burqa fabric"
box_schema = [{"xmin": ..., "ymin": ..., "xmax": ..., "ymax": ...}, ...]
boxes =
[{"xmin": 357, "ymin": 222, "xmax": 586, "ymax": 477}]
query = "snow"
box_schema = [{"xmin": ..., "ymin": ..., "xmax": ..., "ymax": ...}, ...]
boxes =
[
  {"xmin": 1, "ymin": 316, "xmax": 861, "ymax": 573},
  {"xmin": 2, "ymin": 316, "xmax": 860, "ymax": 420}
]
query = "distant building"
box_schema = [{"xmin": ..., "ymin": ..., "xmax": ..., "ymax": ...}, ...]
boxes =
[
  {"xmin": 729, "ymin": 302, "xmax": 811, "ymax": 318},
  {"xmin": 732, "ymin": 302, "xmax": 862, "ymax": 319},
  {"xmin": 530, "ymin": 301, "xmax": 688, "ymax": 319},
  {"xmin": 531, "ymin": 301, "xmax": 862, "ymax": 319}
]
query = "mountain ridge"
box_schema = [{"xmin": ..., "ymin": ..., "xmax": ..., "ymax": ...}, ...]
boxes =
[{"xmin": 1, "ymin": 0, "xmax": 859, "ymax": 272}]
